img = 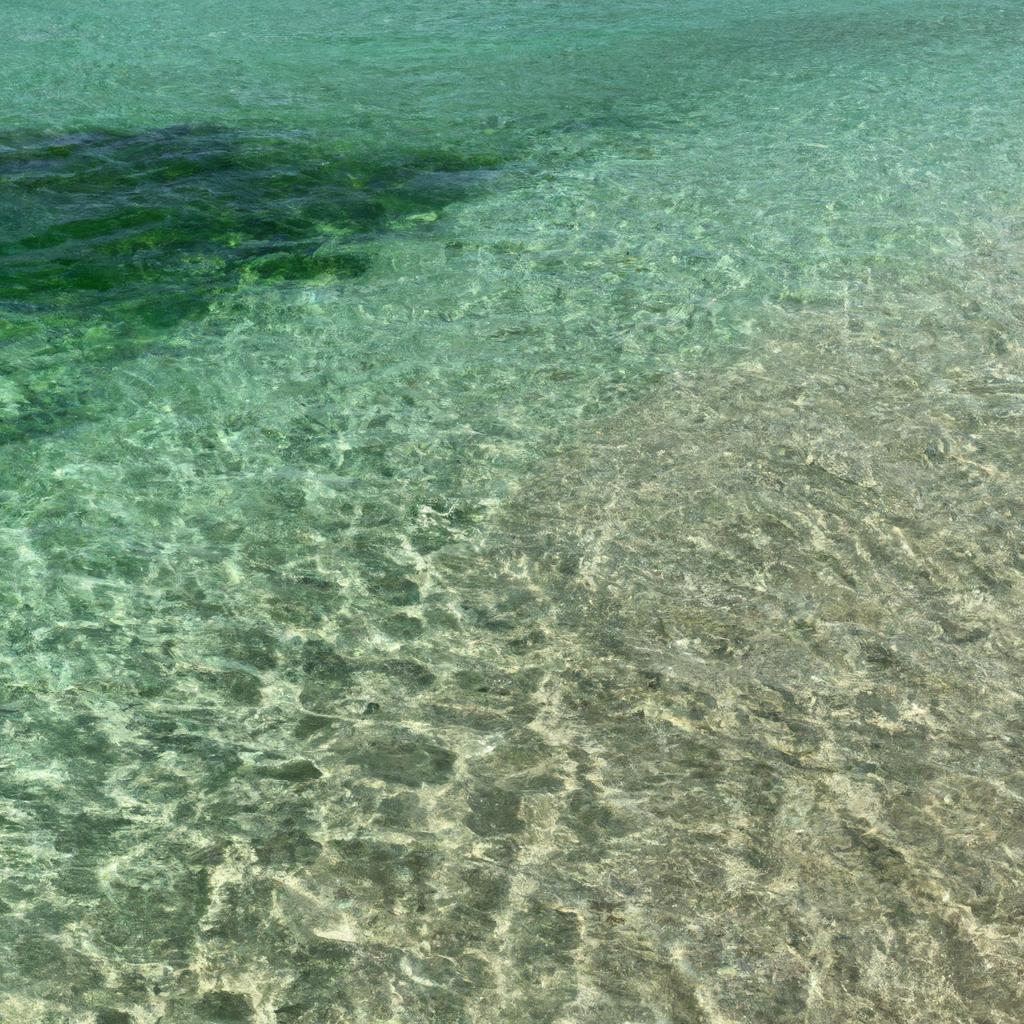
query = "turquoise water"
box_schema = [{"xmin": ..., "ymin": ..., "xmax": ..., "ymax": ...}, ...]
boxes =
[{"xmin": 2, "ymin": 2, "xmax": 1024, "ymax": 1022}]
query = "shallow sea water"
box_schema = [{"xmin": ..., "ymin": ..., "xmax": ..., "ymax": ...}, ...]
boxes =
[{"xmin": 2, "ymin": 2, "xmax": 1023, "ymax": 1022}]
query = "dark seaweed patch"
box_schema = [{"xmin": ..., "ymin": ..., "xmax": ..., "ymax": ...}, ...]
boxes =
[{"xmin": 0, "ymin": 125, "xmax": 503, "ymax": 441}]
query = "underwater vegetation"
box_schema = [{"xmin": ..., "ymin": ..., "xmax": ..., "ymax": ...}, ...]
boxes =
[{"xmin": 0, "ymin": 125, "xmax": 503, "ymax": 442}]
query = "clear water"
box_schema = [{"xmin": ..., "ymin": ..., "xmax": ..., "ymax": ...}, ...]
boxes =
[{"xmin": 2, "ymin": 2, "xmax": 1023, "ymax": 1021}]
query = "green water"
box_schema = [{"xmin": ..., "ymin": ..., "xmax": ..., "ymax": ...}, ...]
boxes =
[{"xmin": 2, "ymin": 2, "xmax": 1023, "ymax": 1022}]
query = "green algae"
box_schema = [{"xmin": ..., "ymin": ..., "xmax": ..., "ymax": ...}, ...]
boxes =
[{"xmin": 0, "ymin": 125, "xmax": 504, "ymax": 442}]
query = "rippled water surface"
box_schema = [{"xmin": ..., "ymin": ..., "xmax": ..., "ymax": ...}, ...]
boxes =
[{"xmin": 2, "ymin": 2, "xmax": 1023, "ymax": 1022}]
